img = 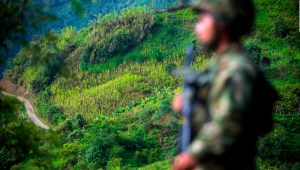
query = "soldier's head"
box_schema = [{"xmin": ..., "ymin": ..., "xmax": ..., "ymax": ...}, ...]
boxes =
[{"xmin": 190, "ymin": 0, "xmax": 255, "ymax": 50}]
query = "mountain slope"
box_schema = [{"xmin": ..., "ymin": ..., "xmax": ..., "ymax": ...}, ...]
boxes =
[{"xmin": 2, "ymin": 0, "xmax": 300, "ymax": 169}]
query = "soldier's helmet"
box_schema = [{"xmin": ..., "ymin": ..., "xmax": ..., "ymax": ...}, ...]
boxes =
[{"xmin": 189, "ymin": 0, "xmax": 255, "ymax": 39}]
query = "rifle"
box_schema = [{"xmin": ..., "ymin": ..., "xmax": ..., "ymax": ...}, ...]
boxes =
[
  {"xmin": 180, "ymin": 45, "xmax": 196, "ymax": 152},
  {"xmin": 172, "ymin": 45, "xmax": 212, "ymax": 153},
  {"xmin": 173, "ymin": 45, "xmax": 211, "ymax": 153}
]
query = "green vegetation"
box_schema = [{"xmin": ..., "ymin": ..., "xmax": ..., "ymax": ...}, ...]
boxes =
[
  {"xmin": 40, "ymin": 0, "xmax": 179, "ymax": 33},
  {"xmin": 1, "ymin": 0, "xmax": 299, "ymax": 169},
  {"xmin": 0, "ymin": 93, "xmax": 56, "ymax": 169}
]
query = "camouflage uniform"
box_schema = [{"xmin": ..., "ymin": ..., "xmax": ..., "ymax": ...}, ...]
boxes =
[
  {"xmin": 177, "ymin": 0, "xmax": 277, "ymax": 169},
  {"xmin": 186, "ymin": 44, "xmax": 259, "ymax": 170}
]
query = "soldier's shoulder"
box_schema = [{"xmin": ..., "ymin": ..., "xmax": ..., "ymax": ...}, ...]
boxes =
[{"xmin": 219, "ymin": 51, "xmax": 257, "ymax": 77}]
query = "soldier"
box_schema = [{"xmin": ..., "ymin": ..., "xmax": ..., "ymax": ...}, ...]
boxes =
[{"xmin": 172, "ymin": 0, "xmax": 277, "ymax": 169}]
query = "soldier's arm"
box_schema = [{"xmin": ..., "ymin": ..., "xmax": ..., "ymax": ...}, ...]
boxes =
[{"xmin": 186, "ymin": 64, "xmax": 255, "ymax": 162}]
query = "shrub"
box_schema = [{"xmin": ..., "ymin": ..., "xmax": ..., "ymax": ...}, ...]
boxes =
[
  {"xmin": 148, "ymin": 148, "xmax": 160, "ymax": 163},
  {"xmin": 83, "ymin": 6, "xmax": 154, "ymax": 64},
  {"xmin": 109, "ymin": 145, "xmax": 124, "ymax": 158},
  {"xmin": 134, "ymin": 149, "xmax": 148, "ymax": 165},
  {"xmin": 274, "ymin": 17, "xmax": 289, "ymax": 38},
  {"xmin": 106, "ymin": 157, "xmax": 122, "ymax": 170},
  {"xmin": 57, "ymin": 119, "xmax": 76, "ymax": 140},
  {"xmin": 67, "ymin": 129, "xmax": 84, "ymax": 142},
  {"xmin": 52, "ymin": 112, "xmax": 65, "ymax": 125},
  {"xmin": 257, "ymin": 125, "xmax": 289, "ymax": 165},
  {"xmin": 243, "ymin": 41, "xmax": 262, "ymax": 65},
  {"xmin": 30, "ymin": 67, "xmax": 50, "ymax": 93},
  {"xmin": 0, "ymin": 95, "xmax": 45, "ymax": 169},
  {"xmin": 164, "ymin": 62, "xmax": 177, "ymax": 74},
  {"xmin": 111, "ymin": 28, "xmax": 135, "ymax": 54},
  {"xmin": 276, "ymin": 85, "xmax": 300, "ymax": 114},
  {"xmin": 76, "ymin": 114, "xmax": 86, "ymax": 129},
  {"xmin": 85, "ymin": 138, "xmax": 112, "ymax": 168},
  {"xmin": 139, "ymin": 160, "xmax": 171, "ymax": 170},
  {"xmin": 152, "ymin": 97, "xmax": 172, "ymax": 121}
]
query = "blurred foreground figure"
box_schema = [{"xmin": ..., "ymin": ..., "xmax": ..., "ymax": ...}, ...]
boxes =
[{"xmin": 172, "ymin": 0, "xmax": 278, "ymax": 169}]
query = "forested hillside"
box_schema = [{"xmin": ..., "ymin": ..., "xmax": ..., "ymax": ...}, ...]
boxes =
[
  {"xmin": 42, "ymin": 0, "xmax": 179, "ymax": 31},
  {"xmin": 0, "ymin": 0, "xmax": 180, "ymax": 78},
  {"xmin": 1, "ymin": 0, "xmax": 299, "ymax": 169}
]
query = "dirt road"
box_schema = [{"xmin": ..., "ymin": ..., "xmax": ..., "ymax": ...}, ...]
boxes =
[{"xmin": 2, "ymin": 91, "xmax": 49, "ymax": 129}]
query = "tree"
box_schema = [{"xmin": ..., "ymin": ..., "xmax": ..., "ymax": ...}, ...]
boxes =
[
  {"xmin": 243, "ymin": 41, "xmax": 262, "ymax": 65},
  {"xmin": 76, "ymin": 114, "xmax": 86, "ymax": 129},
  {"xmin": 0, "ymin": 0, "xmax": 56, "ymax": 65},
  {"xmin": 0, "ymin": 94, "xmax": 41, "ymax": 169},
  {"xmin": 85, "ymin": 137, "xmax": 113, "ymax": 168},
  {"xmin": 274, "ymin": 17, "xmax": 289, "ymax": 38},
  {"xmin": 0, "ymin": 0, "xmax": 93, "ymax": 63},
  {"xmin": 57, "ymin": 119, "xmax": 76, "ymax": 140}
]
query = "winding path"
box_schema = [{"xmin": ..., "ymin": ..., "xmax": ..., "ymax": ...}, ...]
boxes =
[{"xmin": 1, "ymin": 91, "xmax": 49, "ymax": 129}]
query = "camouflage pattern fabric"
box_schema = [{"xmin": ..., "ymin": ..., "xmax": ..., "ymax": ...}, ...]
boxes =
[
  {"xmin": 190, "ymin": 0, "xmax": 238, "ymax": 18},
  {"xmin": 186, "ymin": 44, "xmax": 261, "ymax": 170}
]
